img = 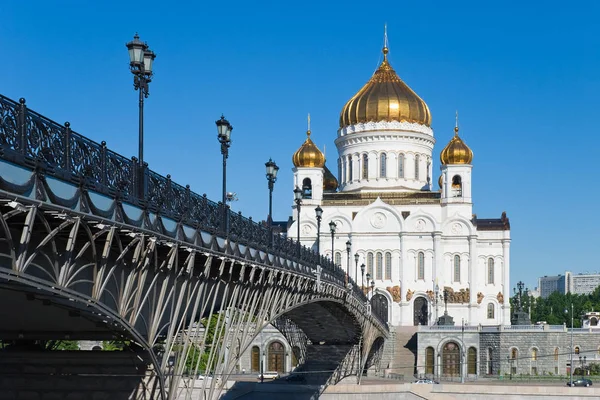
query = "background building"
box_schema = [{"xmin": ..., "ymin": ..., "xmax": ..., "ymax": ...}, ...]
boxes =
[{"xmin": 538, "ymin": 272, "xmax": 600, "ymax": 298}]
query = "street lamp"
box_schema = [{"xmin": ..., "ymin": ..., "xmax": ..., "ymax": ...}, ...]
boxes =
[
  {"xmin": 370, "ymin": 280, "xmax": 375, "ymax": 298},
  {"xmin": 315, "ymin": 206, "xmax": 323, "ymax": 256},
  {"xmin": 293, "ymin": 187, "xmax": 302, "ymax": 256},
  {"xmin": 329, "ymin": 220, "xmax": 337, "ymax": 262},
  {"xmin": 461, "ymin": 318, "xmax": 465, "ymax": 383},
  {"xmin": 345, "ymin": 240, "xmax": 352, "ymax": 285},
  {"xmin": 265, "ymin": 159, "xmax": 279, "ymax": 225},
  {"xmin": 354, "ymin": 253, "xmax": 359, "ymax": 288},
  {"xmin": 565, "ymin": 303, "xmax": 574, "ymax": 387},
  {"xmin": 216, "ymin": 115, "xmax": 233, "ymax": 234},
  {"xmin": 360, "ymin": 264, "xmax": 365, "ymax": 290},
  {"xmin": 126, "ymin": 33, "xmax": 156, "ymax": 197},
  {"xmin": 366, "ymin": 272, "xmax": 371, "ymax": 293}
]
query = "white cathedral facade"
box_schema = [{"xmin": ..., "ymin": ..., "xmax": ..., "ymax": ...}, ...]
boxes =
[{"xmin": 287, "ymin": 45, "xmax": 511, "ymax": 328}]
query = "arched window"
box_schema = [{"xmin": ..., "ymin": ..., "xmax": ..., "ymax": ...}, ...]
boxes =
[
  {"xmin": 531, "ymin": 348, "xmax": 538, "ymax": 361},
  {"xmin": 510, "ymin": 348, "xmax": 518, "ymax": 375},
  {"xmin": 251, "ymin": 346, "xmax": 260, "ymax": 372},
  {"xmin": 302, "ymin": 178, "xmax": 312, "ymax": 199},
  {"xmin": 575, "ymin": 346, "xmax": 580, "ymax": 355},
  {"xmin": 511, "ymin": 348, "xmax": 518, "ymax": 360},
  {"xmin": 554, "ymin": 347, "xmax": 559, "ymax": 361},
  {"xmin": 415, "ymin": 154, "xmax": 420, "ymax": 180},
  {"xmin": 398, "ymin": 153, "xmax": 405, "ymax": 178},
  {"xmin": 451, "ymin": 175, "xmax": 462, "ymax": 197},
  {"xmin": 487, "ymin": 303, "xmax": 495, "ymax": 319},
  {"xmin": 417, "ymin": 252, "xmax": 425, "ymax": 280},
  {"xmin": 425, "ymin": 347, "xmax": 434, "ymax": 374},
  {"xmin": 531, "ymin": 348, "xmax": 538, "ymax": 375},
  {"xmin": 468, "ymin": 347, "xmax": 477, "ymax": 375},
  {"xmin": 376, "ymin": 252, "xmax": 383, "ymax": 280},
  {"xmin": 488, "ymin": 258, "xmax": 495, "ymax": 284},
  {"xmin": 348, "ymin": 155, "xmax": 353, "ymax": 182},
  {"xmin": 362, "ymin": 154, "xmax": 368, "ymax": 179},
  {"xmin": 380, "ymin": 153, "xmax": 387, "ymax": 178},
  {"xmin": 367, "ymin": 252, "xmax": 374, "ymax": 276},
  {"xmin": 591, "ymin": 317, "xmax": 598, "ymax": 326},
  {"xmin": 453, "ymin": 255, "xmax": 460, "ymax": 282},
  {"xmin": 385, "ymin": 252, "xmax": 392, "ymax": 280},
  {"xmin": 335, "ymin": 252, "xmax": 341, "ymax": 266}
]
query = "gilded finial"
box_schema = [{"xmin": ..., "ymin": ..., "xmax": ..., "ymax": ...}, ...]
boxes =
[
  {"xmin": 307, "ymin": 113, "xmax": 311, "ymax": 136},
  {"xmin": 454, "ymin": 110, "xmax": 459, "ymax": 135},
  {"xmin": 382, "ymin": 23, "xmax": 389, "ymax": 61}
]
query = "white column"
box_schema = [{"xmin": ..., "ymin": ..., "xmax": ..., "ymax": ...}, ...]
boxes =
[
  {"xmin": 433, "ymin": 232, "xmax": 441, "ymax": 285},
  {"xmin": 468, "ymin": 236, "xmax": 478, "ymax": 322},
  {"xmin": 502, "ymin": 239, "xmax": 511, "ymax": 324},
  {"xmin": 399, "ymin": 233, "xmax": 406, "ymax": 304}
]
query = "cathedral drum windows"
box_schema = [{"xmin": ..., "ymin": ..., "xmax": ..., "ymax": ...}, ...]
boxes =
[
  {"xmin": 347, "ymin": 155, "xmax": 353, "ymax": 182},
  {"xmin": 376, "ymin": 252, "xmax": 383, "ymax": 280},
  {"xmin": 362, "ymin": 154, "xmax": 368, "ymax": 179},
  {"xmin": 398, "ymin": 153, "xmax": 405, "ymax": 178},
  {"xmin": 414, "ymin": 154, "xmax": 420, "ymax": 180},
  {"xmin": 367, "ymin": 252, "xmax": 374, "ymax": 276},
  {"xmin": 385, "ymin": 252, "xmax": 392, "ymax": 280},
  {"xmin": 380, "ymin": 153, "xmax": 387, "ymax": 178}
]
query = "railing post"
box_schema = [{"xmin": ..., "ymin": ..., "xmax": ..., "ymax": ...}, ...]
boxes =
[
  {"xmin": 18, "ymin": 98, "xmax": 27, "ymax": 155},
  {"xmin": 64, "ymin": 122, "xmax": 71, "ymax": 172},
  {"xmin": 131, "ymin": 157, "xmax": 139, "ymax": 202},
  {"xmin": 100, "ymin": 141, "xmax": 107, "ymax": 186}
]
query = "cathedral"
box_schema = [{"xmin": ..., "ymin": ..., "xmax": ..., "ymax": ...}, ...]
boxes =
[{"xmin": 287, "ymin": 43, "xmax": 511, "ymax": 328}]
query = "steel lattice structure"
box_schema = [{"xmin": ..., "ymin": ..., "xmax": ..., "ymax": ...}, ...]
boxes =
[{"xmin": 0, "ymin": 94, "xmax": 388, "ymax": 399}]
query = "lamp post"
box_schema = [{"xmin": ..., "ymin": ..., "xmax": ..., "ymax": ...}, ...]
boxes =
[
  {"xmin": 370, "ymin": 280, "xmax": 375, "ymax": 298},
  {"xmin": 345, "ymin": 240, "xmax": 351, "ymax": 285},
  {"xmin": 126, "ymin": 33, "xmax": 156, "ymax": 197},
  {"xmin": 461, "ymin": 318, "xmax": 465, "ymax": 383},
  {"xmin": 565, "ymin": 303, "xmax": 574, "ymax": 387},
  {"xmin": 265, "ymin": 159, "xmax": 279, "ymax": 226},
  {"xmin": 366, "ymin": 272, "xmax": 371, "ymax": 293},
  {"xmin": 354, "ymin": 253, "xmax": 359, "ymax": 288},
  {"xmin": 315, "ymin": 206, "xmax": 323, "ymax": 256},
  {"xmin": 361, "ymin": 264, "xmax": 365, "ymax": 291},
  {"xmin": 294, "ymin": 187, "xmax": 302, "ymax": 256},
  {"xmin": 329, "ymin": 221, "xmax": 337, "ymax": 262},
  {"xmin": 216, "ymin": 116, "xmax": 233, "ymax": 234}
]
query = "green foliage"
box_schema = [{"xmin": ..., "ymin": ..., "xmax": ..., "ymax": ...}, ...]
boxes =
[
  {"xmin": 101, "ymin": 340, "xmax": 130, "ymax": 351},
  {"xmin": 174, "ymin": 344, "xmax": 215, "ymax": 375},
  {"xmin": 512, "ymin": 286, "xmax": 600, "ymax": 327},
  {"xmin": 45, "ymin": 340, "xmax": 80, "ymax": 350}
]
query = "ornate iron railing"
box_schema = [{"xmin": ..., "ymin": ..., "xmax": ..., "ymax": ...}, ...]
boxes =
[{"xmin": 0, "ymin": 94, "xmax": 369, "ymax": 303}]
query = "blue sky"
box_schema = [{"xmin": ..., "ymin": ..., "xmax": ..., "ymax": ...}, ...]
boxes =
[{"xmin": 1, "ymin": 1, "xmax": 599, "ymax": 290}]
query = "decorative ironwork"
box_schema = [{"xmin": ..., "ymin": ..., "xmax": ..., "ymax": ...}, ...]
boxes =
[{"xmin": 0, "ymin": 94, "xmax": 371, "ymax": 287}]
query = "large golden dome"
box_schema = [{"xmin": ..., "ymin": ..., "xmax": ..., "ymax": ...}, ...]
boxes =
[
  {"xmin": 339, "ymin": 46, "xmax": 431, "ymax": 129},
  {"xmin": 440, "ymin": 126, "xmax": 473, "ymax": 165},
  {"xmin": 292, "ymin": 130, "xmax": 325, "ymax": 168},
  {"xmin": 323, "ymin": 164, "xmax": 338, "ymax": 192}
]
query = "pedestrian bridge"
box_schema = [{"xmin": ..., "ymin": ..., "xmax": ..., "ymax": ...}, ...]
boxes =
[{"xmin": 0, "ymin": 94, "xmax": 388, "ymax": 399}]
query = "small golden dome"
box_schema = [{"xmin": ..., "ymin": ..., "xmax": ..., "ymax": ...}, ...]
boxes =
[
  {"xmin": 323, "ymin": 164, "xmax": 338, "ymax": 192},
  {"xmin": 292, "ymin": 130, "xmax": 325, "ymax": 168},
  {"xmin": 440, "ymin": 126, "xmax": 473, "ymax": 165},
  {"xmin": 339, "ymin": 46, "xmax": 431, "ymax": 129}
]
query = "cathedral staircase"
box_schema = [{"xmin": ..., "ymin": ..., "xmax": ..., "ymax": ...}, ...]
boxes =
[{"xmin": 388, "ymin": 326, "xmax": 418, "ymax": 380}]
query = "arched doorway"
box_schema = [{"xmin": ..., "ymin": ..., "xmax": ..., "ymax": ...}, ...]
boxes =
[
  {"xmin": 413, "ymin": 296, "xmax": 428, "ymax": 326},
  {"xmin": 371, "ymin": 293, "xmax": 389, "ymax": 324},
  {"xmin": 442, "ymin": 341, "xmax": 461, "ymax": 377},
  {"xmin": 267, "ymin": 341, "xmax": 285, "ymax": 373},
  {"xmin": 251, "ymin": 346, "xmax": 260, "ymax": 372}
]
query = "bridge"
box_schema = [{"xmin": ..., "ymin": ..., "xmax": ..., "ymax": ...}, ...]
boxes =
[{"xmin": 0, "ymin": 94, "xmax": 388, "ymax": 399}]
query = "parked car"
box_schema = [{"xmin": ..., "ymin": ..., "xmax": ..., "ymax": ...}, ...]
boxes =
[
  {"xmin": 567, "ymin": 378, "xmax": 592, "ymax": 387},
  {"xmin": 285, "ymin": 373, "xmax": 307, "ymax": 384},
  {"xmin": 257, "ymin": 371, "xmax": 280, "ymax": 381},
  {"xmin": 413, "ymin": 379, "xmax": 438, "ymax": 384}
]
